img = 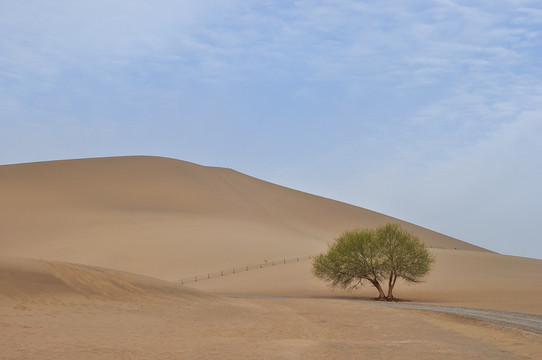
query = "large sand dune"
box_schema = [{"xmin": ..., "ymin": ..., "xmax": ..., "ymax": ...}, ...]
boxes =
[
  {"xmin": 1, "ymin": 156, "xmax": 541, "ymax": 358},
  {"xmin": 0, "ymin": 156, "xmax": 486, "ymax": 280}
]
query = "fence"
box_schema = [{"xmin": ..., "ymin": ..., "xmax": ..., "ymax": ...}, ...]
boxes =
[{"xmin": 178, "ymin": 254, "xmax": 317, "ymax": 285}]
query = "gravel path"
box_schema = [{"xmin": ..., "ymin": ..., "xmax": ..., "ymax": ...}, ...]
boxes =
[
  {"xmin": 375, "ymin": 302, "xmax": 542, "ymax": 335},
  {"xmin": 224, "ymin": 294, "xmax": 542, "ymax": 335}
]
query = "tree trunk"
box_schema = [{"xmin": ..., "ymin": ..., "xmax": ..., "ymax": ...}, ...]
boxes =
[
  {"xmin": 370, "ymin": 280, "xmax": 387, "ymax": 300},
  {"xmin": 387, "ymin": 272, "xmax": 397, "ymax": 301}
]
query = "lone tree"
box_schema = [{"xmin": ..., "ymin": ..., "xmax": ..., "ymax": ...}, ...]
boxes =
[{"xmin": 313, "ymin": 223, "xmax": 434, "ymax": 301}]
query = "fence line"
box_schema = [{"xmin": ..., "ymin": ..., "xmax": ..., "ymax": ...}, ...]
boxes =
[{"xmin": 177, "ymin": 254, "xmax": 318, "ymax": 285}]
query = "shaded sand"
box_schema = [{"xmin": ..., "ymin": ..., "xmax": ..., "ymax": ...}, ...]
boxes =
[
  {"xmin": 1, "ymin": 257, "xmax": 541, "ymax": 359},
  {"xmin": 1, "ymin": 156, "xmax": 542, "ymax": 358}
]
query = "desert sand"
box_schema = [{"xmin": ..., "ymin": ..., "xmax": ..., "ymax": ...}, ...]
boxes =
[{"xmin": 1, "ymin": 156, "xmax": 541, "ymax": 359}]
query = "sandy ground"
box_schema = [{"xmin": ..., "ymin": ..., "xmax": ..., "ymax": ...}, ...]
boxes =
[
  {"xmin": 1, "ymin": 258, "xmax": 541, "ymax": 360},
  {"xmin": 3, "ymin": 298, "xmax": 542, "ymax": 360},
  {"xmin": 1, "ymin": 156, "xmax": 542, "ymax": 358},
  {"xmin": 2, "ymin": 253, "xmax": 542, "ymax": 359}
]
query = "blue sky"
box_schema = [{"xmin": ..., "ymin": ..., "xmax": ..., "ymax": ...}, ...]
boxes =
[{"xmin": 1, "ymin": 1, "xmax": 541, "ymax": 259}]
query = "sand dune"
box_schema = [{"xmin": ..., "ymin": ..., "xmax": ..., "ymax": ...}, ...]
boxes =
[
  {"xmin": 0, "ymin": 257, "xmax": 210, "ymax": 303},
  {"xmin": 1, "ymin": 156, "xmax": 539, "ymax": 309},
  {"xmin": 0, "ymin": 156, "xmax": 486, "ymax": 281},
  {"xmin": 1, "ymin": 156, "xmax": 541, "ymax": 358}
]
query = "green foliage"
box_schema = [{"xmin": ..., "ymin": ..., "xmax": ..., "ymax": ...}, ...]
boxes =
[
  {"xmin": 313, "ymin": 223, "xmax": 435, "ymax": 301},
  {"xmin": 313, "ymin": 229, "xmax": 382, "ymax": 288}
]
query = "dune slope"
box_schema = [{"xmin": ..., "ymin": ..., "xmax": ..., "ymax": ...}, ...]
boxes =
[
  {"xmin": 0, "ymin": 256, "xmax": 212, "ymax": 303},
  {"xmin": 0, "ymin": 156, "xmax": 485, "ymax": 280}
]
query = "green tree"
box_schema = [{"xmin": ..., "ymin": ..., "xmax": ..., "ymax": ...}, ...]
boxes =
[
  {"xmin": 313, "ymin": 223, "xmax": 434, "ymax": 301},
  {"xmin": 376, "ymin": 223, "xmax": 434, "ymax": 300},
  {"xmin": 313, "ymin": 228, "xmax": 387, "ymax": 300}
]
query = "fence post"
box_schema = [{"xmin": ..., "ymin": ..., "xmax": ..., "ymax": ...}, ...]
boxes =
[{"xmin": 179, "ymin": 254, "xmax": 317, "ymax": 285}]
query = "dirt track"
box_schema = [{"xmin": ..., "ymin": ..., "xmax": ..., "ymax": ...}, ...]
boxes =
[
  {"xmin": 225, "ymin": 294, "xmax": 542, "ymax": 335},
  {"xmin": 379, "ymin": 303, "xmax": 542, "ymax": 335}
]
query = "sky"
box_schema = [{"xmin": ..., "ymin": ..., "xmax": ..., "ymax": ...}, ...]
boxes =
[{"xmin": 1, "ymin": 0, "xmax": 541, "ymax": 259}]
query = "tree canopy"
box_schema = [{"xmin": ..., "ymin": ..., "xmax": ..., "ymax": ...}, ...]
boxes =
[{"xmin": 313, "ymin": 223, "xmax": 434, "ymax": 301}]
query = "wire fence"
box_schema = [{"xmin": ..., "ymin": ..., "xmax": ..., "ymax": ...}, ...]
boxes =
[{"xmin": 178, "ymin": 254, "xmax": 318, "ymax": 285}]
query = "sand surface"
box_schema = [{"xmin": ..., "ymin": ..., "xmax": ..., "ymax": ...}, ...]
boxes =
[
  {"xmin": 1, "ymin": 156, "xmax": 541, "ymax": 358},
  {"xmin": 1, "ymin": 257, "xmax": 541, "ymax": 359}
]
